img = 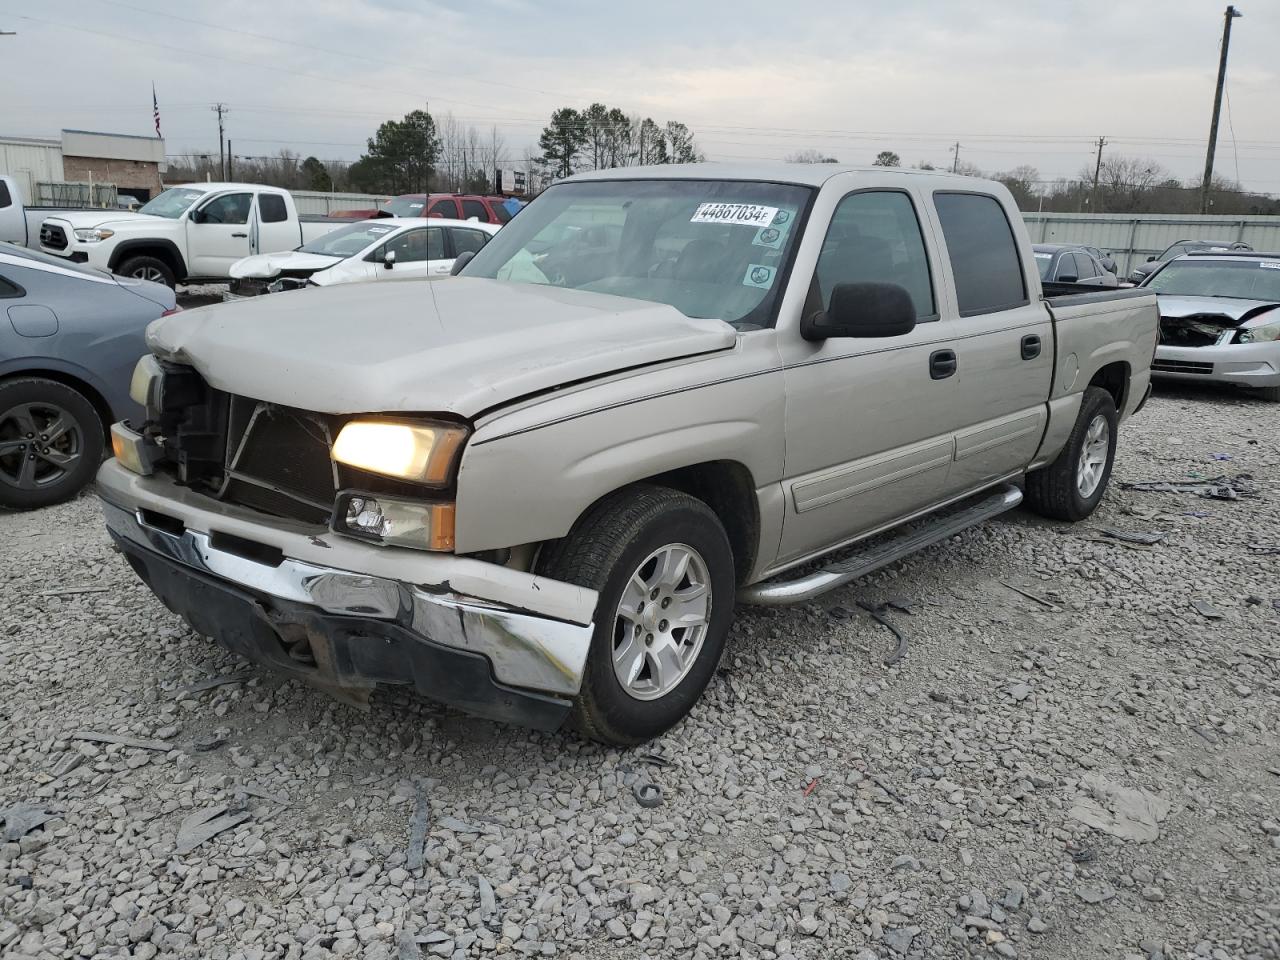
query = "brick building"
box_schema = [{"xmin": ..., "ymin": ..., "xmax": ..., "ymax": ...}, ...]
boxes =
[{"xmin": 0, "ymin": 129, "xmax": 166, "ymax": 204}]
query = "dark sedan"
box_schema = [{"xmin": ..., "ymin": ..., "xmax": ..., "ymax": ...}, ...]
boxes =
[
  {"xmin": 1128, "ymin": 238, "xmax": 1253, "ymax": 285},
  {"xmin": 1032, "ymin": 244, "xmax": 1119, "ymax": 288},
  {"xmin": 0, "ymin": 244, "xmax": 176, "ymax": 508}
]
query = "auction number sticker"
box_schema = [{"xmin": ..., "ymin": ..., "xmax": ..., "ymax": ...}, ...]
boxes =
[
  {"xmin": 742, "ymin": 264, "xmax": 777, "ymax": 289},
  {"xmin": 1259, "ymin": 261, "xmax": 1280, "ymax": 270},
  {"xmin": 367, "ymin": 225, "xmax": 394, "ymax": 234},
  {"xmin": 691, "ymin": 203, "xmax": 779, "ymax": 228}
]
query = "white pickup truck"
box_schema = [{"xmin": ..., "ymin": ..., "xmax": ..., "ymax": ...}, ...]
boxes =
[
  {"xmin": 0, "ymin": 174, "xmax": 103, "ymax": 251},
  {"xmin": 27, "ymin": 180, "xmax": 346, "ymax": 288}
]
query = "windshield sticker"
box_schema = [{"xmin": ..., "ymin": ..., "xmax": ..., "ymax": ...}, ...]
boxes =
[
  {"xmin": 691, "ymin": 203, "xmax": 779, "ymax": 228},
  {"xmin": 1034, "ymin": 252, "xmax": 1052, "ymax": 259},
  {"xmin": 1259, "ymin": 261, "xmax": 1280, "ymax": 269},
  {"xmin": 752, "ymin": 225, "xmax": 786, "ymax": 250},
  {"xmin": 366, "ymin": 225, "xmax": 394, "ymax": 234},
  {"xmin": 408, "ymin": 202, "xmax": 424, "ymax": 209},
  {"xmin": 742, "ymin": 264, "xmax": 777, "ymax": 289}
]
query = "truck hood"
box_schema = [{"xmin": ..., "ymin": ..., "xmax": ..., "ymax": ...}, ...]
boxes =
[
  {"xmin": 146, "ymin": 277, "xmax": 738, "ymax": 416},
  {"xmin": 46, "ymin": 210, "xmax": 174, "ymax": 231},
  {"xmin": 229, "ymin": 251, "xmax": 342, "ymax": 279},
  {"xmin": 1157, "ymin": 295, "xmax": 1280, "ymax": 325}
]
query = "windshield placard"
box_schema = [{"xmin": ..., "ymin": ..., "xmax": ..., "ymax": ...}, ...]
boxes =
[{"xmin": 690, "ymin": 203, "xmax": 778, "ymax": 228}]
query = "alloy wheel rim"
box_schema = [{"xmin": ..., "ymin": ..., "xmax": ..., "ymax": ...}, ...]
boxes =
[
  {"xmin": 1076, "ymin": 414, "xmax": 1109, "ymax": 499},
  {"xmin": 0, "ymin": 402, "xmax": 83, "ymax": 491},
  {"xmin": 611, "ymin": 543, "xmax": 712, "ymax": 701},
  {"xmin": 133, "ymin": 266, "xmax": 167, "ymax": 283}
]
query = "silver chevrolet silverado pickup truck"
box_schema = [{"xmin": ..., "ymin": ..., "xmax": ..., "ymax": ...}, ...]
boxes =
[{"xmin": 101, "ymin": 164, "xmax": 1158, "ymax": 744}]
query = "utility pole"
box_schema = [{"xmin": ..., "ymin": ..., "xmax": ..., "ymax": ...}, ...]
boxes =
[
  {"xmin": 1090, "ymin": 136, "xmax": 1107, "ymax": 212},
  {"xmin": 950, "ymin": 142, "xmax": 961, "ymax": 174},
  {"xmin": 212, "ymin": 103, "xmax": 228, "ymax": 181},
  {"xmin": 1200, "ymin": 5, "xmax": 1243, "ymax": 215},
  {"xmin": 226, "ymin": 141, "xmax": 232, "ymax": 181}
]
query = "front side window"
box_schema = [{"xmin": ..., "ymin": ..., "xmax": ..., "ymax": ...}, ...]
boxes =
[
  {"xmin": 450, "ymin": 227, "xmax": 490, "ymax": 256},
  {"xmin": 429, "ymin": 199, "xmax": 460, "ymax": 219},
  {"xmin": 934, "ymin": 192, "xmax": 1027, "ymax": 316},
  {"xmin": 814, "ymin": 190, "xmax": 935, "ymax": 320},
  {"xmin": 384, "ymin": 228, "xmax": 439, "ymax": 263},
  {"xmin": 461, "ymin": 199, "xmax": 488, "ymax": 221},
  {"xmin": 198, "ymin": 193, "xmax": 251, "ymax": 225},
  {"xmin": 138, "ymin": 187, "xmax": 206, "ymax": 219},
  {"xmin": 1147, "ymin": 259, "xmax": 1280, "ymax": 300},
  {"xmin": 461, "ymin": 178, "xmax": 813, "ymax": 329},
  {"xmin": 492, "ymin": 203, "xmax": 513, "ymax": 223},
  {"xmin": 259, "ymin": 193, "xmax": 288, "ymax": 223}
]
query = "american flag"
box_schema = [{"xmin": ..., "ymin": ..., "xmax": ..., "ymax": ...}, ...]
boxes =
[{"xmin": 152, "ymin": 84, "xmax": 161, "ymax": 137}]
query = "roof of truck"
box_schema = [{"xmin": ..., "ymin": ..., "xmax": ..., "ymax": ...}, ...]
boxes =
[{"xmin": 566, "ymin": 161, "xmax": 997, "ymax": 189}]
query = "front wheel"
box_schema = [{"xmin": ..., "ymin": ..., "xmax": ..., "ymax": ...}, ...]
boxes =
[
  {"xmin": 537, "ymin": 485, "xmax": 736, "ymax": 745},
  {"xmin": 1024, "ymin": 386, "xmax": 1118, "ymax": 522},
  {"xmin": 116, "ymin": 255, "xmax": 176, "ymax": 289}
]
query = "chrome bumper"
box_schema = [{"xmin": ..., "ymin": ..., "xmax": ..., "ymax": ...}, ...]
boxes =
[{"xmin": 97, "ymin": 461, "xmax": 596, "ymax": 700}]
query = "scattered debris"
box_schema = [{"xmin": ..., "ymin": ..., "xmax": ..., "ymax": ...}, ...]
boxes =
[
  {"xmin": 999, "ymin": 581, "xmax": 1062, "ymax": 613},
  {"xmin": 927, "ymin": 690, "xmax": 951, "ymax": 704},
  {"xmin": 856, "ymin": 600, "xmax": 908, "ymax": 666},
  {"xmin": 1069, "ymin": 845, "xmax": 1096, "ymax": 863},
  {"xmin": 635, "ymin": 751, "xmax": 670, "ymax": 768},
  {"xmin": 235, "ymin": 785, "xmax": 289, "ymax": 806},
  {"xmin": 633, "ymin": 783, "xmax": 664, "ymax": 808},
  {"xmin": 1067, "ymin": 773, "xmax": 1171, "ymax": 843},
  {"xmin": 1075, "ymin": 881, "xmax": 1116, "ymax": 904},
  {"xmin": 1122, "ymin": 474, "xmax": 1258, "ymax": 501},
  {"xmin": 406, "ymin": 781, "xmax": 431, "ymax": 871},
  {"xmin": 1247, "ymin": 544, "xmax": 1280, "ymax": 556},
  {"xmin": 71, "ymin": 731, "xmax": 172, "ymax": 752},
  {"xmin": 802, "ymin": 778, "xmax": 820, "ymax": 798},
  {"xmin": 476, "ymin": 874, "xmax": 497, "ymax": 917},
  {"xmin": 886, "ymin": 598, "xmax": 920, "ymax": 615},
  {"xmin": 174, "ymin": 804, "xmax": 251, "ymax": 855},
  {"xmin": 1, "ymin": 803, "xmax": 57, "ymax": 842},
  {"xmin": 1100, "ymin": 528, "xmax": 1168, "ymax": 545},
  {"xmin": 828, "ymin": 605, "xmax": 854, "ymax": 620},
  {"xmin": 38, "ymin": 586, "xmax": 112, "ymax": 597},
  {"xmin": 1192, "ymin": 600, "xmax": 1225, "ymax": 620},
  {"xmin": 175, "ymin": 672, "xmax": 253, "ymax": 697},
  {"xmin": 870, "ymin": 775, "xmax": 907, "ymax": 807},
  {"xmin": 1211, "ymin": 453, "xmax": 1234, "ymax": 461},
  {"xmin": 435, "ymin": 816, "xmax": 484, "ymax": 835}
]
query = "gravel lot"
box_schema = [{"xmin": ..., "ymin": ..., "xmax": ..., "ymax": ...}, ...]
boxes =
[{"xmin": 2, "ymin": 383, "xmax": 1278, "ymax": 960}]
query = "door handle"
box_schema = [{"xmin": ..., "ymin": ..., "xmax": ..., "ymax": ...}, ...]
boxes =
[
  {"xmin": 1021, "ymin": 334, "xmax": 1042, "ymax": 360},
  {"xmin": 929, "ymin": 349, "xmax": 957, "ymax": 380},
  {"xmin": 231, "ymin": 232, "xmax": 248, "ymax": 238}
]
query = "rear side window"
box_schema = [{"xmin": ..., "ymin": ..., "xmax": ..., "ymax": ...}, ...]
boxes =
[
  {"xmin": 461, "ymin": 199, "xmax": 488, "ymax": 221},
  {"xmin": 0, "ymin": 180, "xmax": 11, "ymax": 208},
  {"xmin": 933, "ymin": 192, "xmax": 1028, "ymax": 316},
  {"xmin": 450, "ymin": 227, "xmax": 490, "ymax": 256},
  {"xmin": 259, "ymin": 193, "xmax": 288, "ymax": 223},
  {"xmin": 429, "ymin": 199, "xmax": 459, "ymax": 218},
  {"xmin": 492, "ymin": 203, "xmax": 512, "ymax": 223}
]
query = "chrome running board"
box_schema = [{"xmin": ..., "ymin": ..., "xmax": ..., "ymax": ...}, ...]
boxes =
[{"xmin": 739, "ymin": 483, "xmax": 1023, "ymax": 606}]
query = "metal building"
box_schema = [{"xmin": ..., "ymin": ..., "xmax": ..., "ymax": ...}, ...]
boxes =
[{"xmin": 0, "ymin": 129, "xmax": 166, "ymax": 205}]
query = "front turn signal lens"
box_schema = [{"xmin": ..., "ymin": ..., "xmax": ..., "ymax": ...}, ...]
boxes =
[{"xmin": 331, "ymin": 420, "xmax": 467, "ymax": 486}]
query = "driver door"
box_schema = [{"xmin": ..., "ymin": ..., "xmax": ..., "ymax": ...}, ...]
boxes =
[
  {"xmin": 187, "ymin": 192, "xmax": 254, "ymax": 276},
  {"xmin": 376, "ymin": 227, "xmax": 442, "ymax": 281}
]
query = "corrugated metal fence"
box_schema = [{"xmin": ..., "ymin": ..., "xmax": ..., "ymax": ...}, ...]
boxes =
[{"xmin": 1022, "ymin": 213, "xmax": 1280, "ymax": 278}]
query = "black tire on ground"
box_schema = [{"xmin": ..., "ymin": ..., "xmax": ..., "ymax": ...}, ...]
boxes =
[
  {"xmin": 537, "ymin": 484, "xmax": 736, "ymax": 745},
  {"xmin": 1024, "ymin": 386, "xmax": 1118, "ymax": 522},
  {"xmin": 0, "ymin": 377, "xmax": 105, "ymax": 510},
  {"xmin": 1254, "ymin": 385, "xmax": 1280, "ymax": 403},
  {"xmin": 116, "ymin": 254, "xmax": 176, "ymax": 289}
]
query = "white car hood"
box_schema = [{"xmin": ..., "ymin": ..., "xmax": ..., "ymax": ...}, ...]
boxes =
[
  {"xmin": 230, "ymin": 251, "xmax": 343, "ymax": 279},
  {"xmin": 46, "ymin": 210, "xmax": 174, "ymax": 231},
  {"xmin": 146, "ymin": 277, "xmax": 738, "ymax": 417}
]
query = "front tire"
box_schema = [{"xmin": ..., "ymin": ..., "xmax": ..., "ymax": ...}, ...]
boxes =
[
  {"xmin": 116, "ymin": 255, "xmax": 176, "ymax": 289},
  {"xmin": 1024, "ymin": 386, "xmax": 1118, "ymax": 522},
  {"xmin": 537, "ymin": 485, "xmax": 736, "ymax": 745},
  {"xmin": 0, "ymin": 377, "xmax": 105, "ymax": 510}
]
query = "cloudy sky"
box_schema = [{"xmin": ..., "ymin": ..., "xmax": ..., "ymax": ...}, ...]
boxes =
[{"xmin": 3, "ymin": 0, "xmax": 1278, "ymax": 193}]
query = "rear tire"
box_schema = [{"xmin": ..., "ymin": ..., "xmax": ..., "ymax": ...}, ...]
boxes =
[
  {"xmin": 116, "ymin": 255, "xmax": 176, "ymax": 289},
  {"xmin": 537, "ymin": 485, "xmax": 735, "ymax": 745},
  {"xmin": 1024, "ymin": 386, "xmax": 1118, "ymax": 522},
  {"xmin": 0, "ymin": 377, "xmax": 105, "ymax": 510}
]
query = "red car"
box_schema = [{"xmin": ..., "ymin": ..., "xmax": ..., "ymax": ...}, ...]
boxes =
[{"xmin": 333, "ymin": 194, "xmax": 514, "ymax": 225}]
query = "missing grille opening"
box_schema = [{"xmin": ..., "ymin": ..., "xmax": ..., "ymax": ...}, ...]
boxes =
[{"xmin": 209, "ymin": 531, "xmax": 285, "ymax": 567}]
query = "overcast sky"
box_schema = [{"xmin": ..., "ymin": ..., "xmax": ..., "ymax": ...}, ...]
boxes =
[{"xmin": 3, "ymin": 0, "xmax": 1278, "ymax": 193}]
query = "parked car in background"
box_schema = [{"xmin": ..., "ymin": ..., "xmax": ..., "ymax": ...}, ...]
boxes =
[
  {"xmin": 1128, "ymin": 238, "xmax": 1253, "ymax": 285},
  {"xmin": 0, "ymin": 243, "xmax": 176, "ymax": 508},
  {"xmin": 1032, "ymin": 244, "xmax": 1119, "ymax": 287},
  {"xmin": 0, "ymin": 174, "xmax": 111, "ymax": 249},
  {"xmin": 1080, "ymin": 245, "xmax": 1117, "ymax": 275},
  {"xmin": 36, "ymin": 183, "xmax": 349, "ymax": 289},
  {"xmin": 335, "ymin": 193, "xmax": 517, "ymax": 225},
  {"xmin": 116, "ymin": 194, "xmax": 142, "ymax": 211},
  {"xmin": 228, "ymin": 218, "xmax": 498, "ymax": 296},
  {"xmin": 1142, "ymin": 250, "xmax": 1280, "ymax": 401},
  {"xmin": 103, "ymin": 164, "xmax": 1156, "ymax": 743}
]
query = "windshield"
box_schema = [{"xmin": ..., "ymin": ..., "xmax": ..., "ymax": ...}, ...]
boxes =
[
  {"xmin": 1033, "ymin": 251, "xmax": 1054, "ymax": 279},
  {"xmin": 460, "ymin": 179, "xmax": 812, "ymax": 328},
  {"xmin": 298, "ymin": 221, "xmax": 399, "ymax": 257},
  {"xmin": 382, "ymin": 196, "xmax": 427, "ymax": 217},
  {"xmin": 137, "ymin": 188, "xmax": 207, "ymax": 219},
  {"xmin": 1147, "ymin": 259, "xmax": 1280, "ymax": 301}
]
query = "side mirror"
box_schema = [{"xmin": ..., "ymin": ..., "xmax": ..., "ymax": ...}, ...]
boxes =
[
  {"xmin": 1057, "ymin": 274, "xmax": 1078, "ymax": 284},
  {"xmin": 189, "ymin": 208, "xmax": 203, "ymax": 223},
  {"xmin": 383, "ymin": 249, "xmax": 396, "ymax": 269},
  {"xmin": 450, "ymin": 250, "xmax": 476, "ymax": 276},
  {"xmin": 800, "ymin": 282, "xmax": 916, "ymax": 342},
  {"xmin": 1146, "ymin": 255, "xmax": 1156, "ymax": 262}
]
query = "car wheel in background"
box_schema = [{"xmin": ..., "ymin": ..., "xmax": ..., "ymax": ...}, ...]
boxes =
[
  {"xmin": 537, "ymin": 484, "xmax": 736, "ymax": 745},
  {"xmin": 1024, "ymin": 386, "xmax": 1118, "ymax": 522},
  {"xmin": 116, "ymin": 255, "xmax": 176, "ymax": 289},
  {"xmin": 0, "ymin": 377, "xmax": 105, "ymax": 510}
]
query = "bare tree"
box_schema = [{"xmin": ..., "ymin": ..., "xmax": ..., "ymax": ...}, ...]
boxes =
[{"xmin": 785, "ymin": 149, "xmax": 838, "ymax": 163}]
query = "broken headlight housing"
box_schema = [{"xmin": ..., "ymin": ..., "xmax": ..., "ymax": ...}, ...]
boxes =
[{"xmin": 1238, "ymin": 319, "xmax": 1280, "ymax": 344}]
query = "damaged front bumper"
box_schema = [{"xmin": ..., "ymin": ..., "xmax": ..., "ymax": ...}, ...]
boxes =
[
  {"xmin": 1152, "ymin": 340, "xmax": 1280, "ymax": 388},
  {"xmin": 97, "ymin": 460, "xmax": 597, "ymax": 731}
]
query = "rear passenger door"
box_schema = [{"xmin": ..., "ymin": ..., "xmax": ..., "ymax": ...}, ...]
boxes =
[
  {"xmin": 428, "ymin": 199, "xmax": 459, "ymax": 219},
  {"xmin": 778, "ymin": 189, "xmax": 960, "ymax": 562},
  {"xmin": 929, "ymin": 192, "xmax": 1053, "ymax": 491}
]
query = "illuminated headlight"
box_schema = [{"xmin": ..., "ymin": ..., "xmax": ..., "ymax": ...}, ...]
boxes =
[
  {"xmin": 332, "ymin": 493, "xmax": 456, "ymax": 551},
  {"xmin": 331, "ymin": 420, "xmax": 467, "ymax": 485},
  {"xmin": 129, "ymin": 354, "xmax": 163, "ymax": 408},
  {"xmin": 1238, "ymin": 319, "xmax": 1280, "ymax": 344},
  {"xmin": 73, "ymin": 227, "xmax": 114, "ymax": 242}
]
